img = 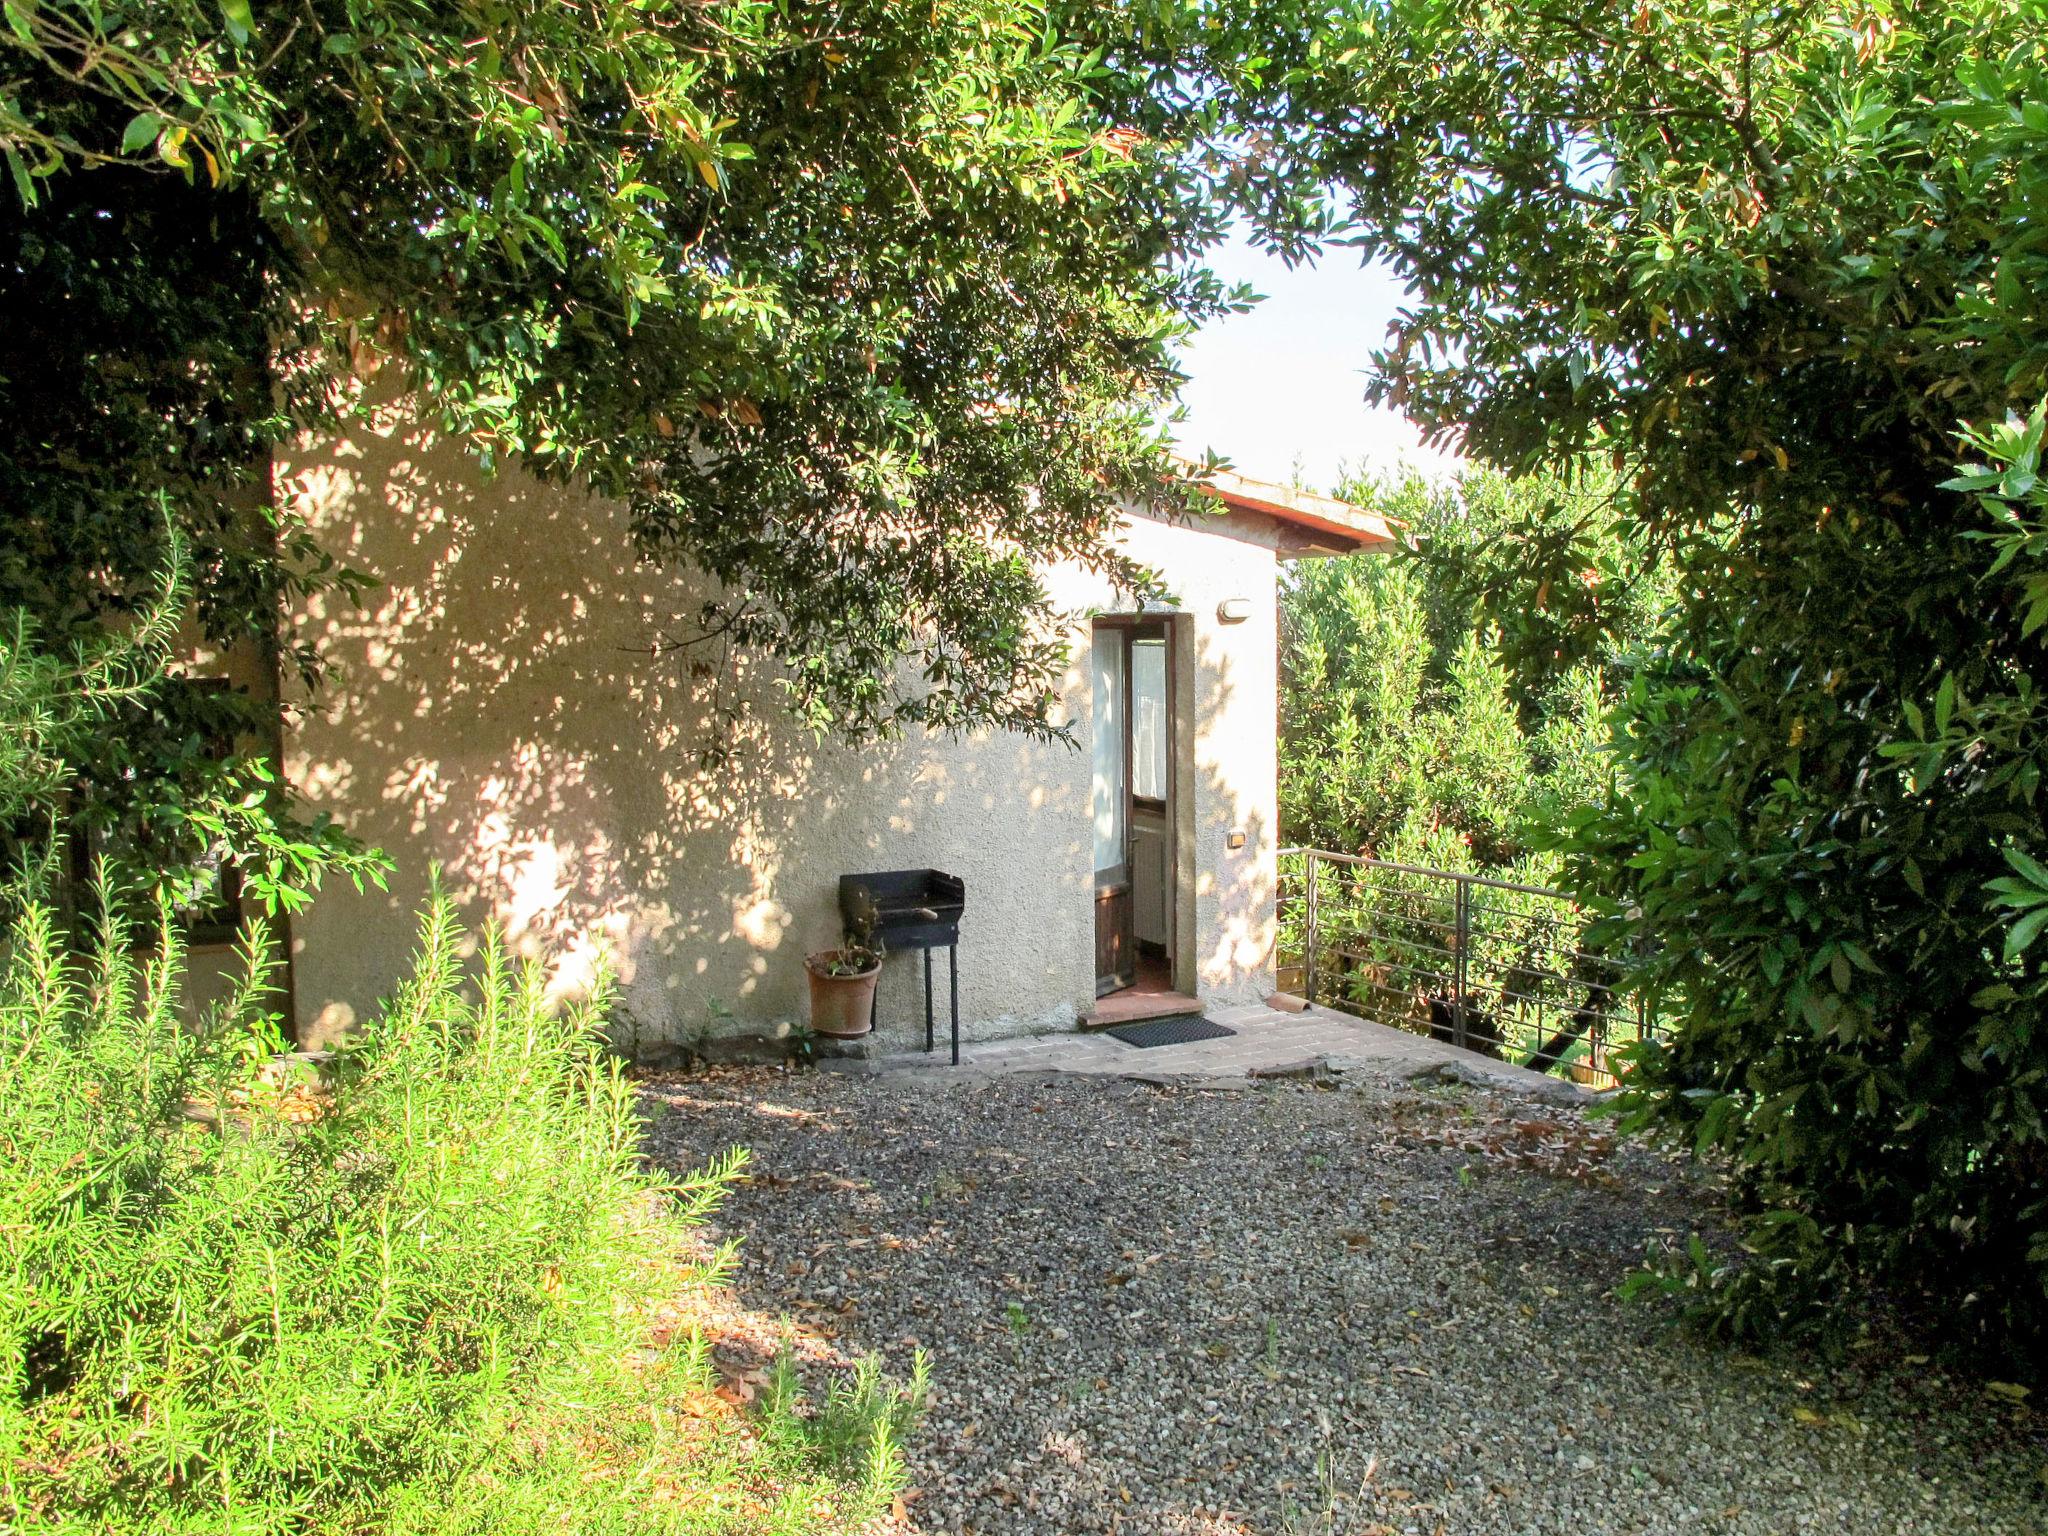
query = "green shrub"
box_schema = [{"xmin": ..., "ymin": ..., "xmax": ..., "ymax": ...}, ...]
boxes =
[
  {"xmin": 0, "ymin": 881, "xmax": 917, "ymax": 1534},
  {"xmin": 1198, "ymin": 0, "xmax": 2048, "ymax": 1361},
  {"xmin": 1279, "ymin": 467, "xmax": 1664, "ymax": 876},
  {"xmin": 1277, "ymin": 471, "xmax": 1672, "ymax": 1080}
]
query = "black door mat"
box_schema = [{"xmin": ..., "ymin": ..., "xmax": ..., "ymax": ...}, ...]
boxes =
[{"xmin": 1106, "ymin": 1015, "xmax": 1237, "ymax": 1049}]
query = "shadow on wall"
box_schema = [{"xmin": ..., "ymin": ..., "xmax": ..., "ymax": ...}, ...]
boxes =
[{"xmin": 281, "ymin": 399, "xmax": 1109, "ymax": 1049}]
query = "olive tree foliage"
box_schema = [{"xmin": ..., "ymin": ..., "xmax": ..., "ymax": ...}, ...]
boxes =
[
  {"xmin": 1172, "ymin": 0, "xmax": 2048, "ymax": 1353},
  {"xmin": 0, "ymin": 0, "xmax": 1248, "ymax": 887}
]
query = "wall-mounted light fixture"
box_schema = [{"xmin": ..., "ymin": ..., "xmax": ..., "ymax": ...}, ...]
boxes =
[{"xmin": 1216, "ymin": 597, "xmax": 1251, "ymax": 624}]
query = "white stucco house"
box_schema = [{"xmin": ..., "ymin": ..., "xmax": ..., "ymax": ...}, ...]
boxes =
[{"xmin": 248, "ymin": 403, "xmax": 1393, "ymax": 1054}]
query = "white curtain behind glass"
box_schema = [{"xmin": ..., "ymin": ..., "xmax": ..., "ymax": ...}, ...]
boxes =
[
  {"xmin": 1091, "ymin": 629, "xmax": 1125, "ymax": 875},
  {"xmin": 1131, "ymin": 638, "xmax": 1167, "ymax": 802}
]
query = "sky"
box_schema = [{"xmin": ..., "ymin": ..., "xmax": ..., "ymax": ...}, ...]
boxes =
[{"xmin": 1169, "ymin": 227, "xmax": 1463, "ymax": 495}]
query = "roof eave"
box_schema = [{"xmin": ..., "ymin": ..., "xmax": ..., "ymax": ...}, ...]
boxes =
[{"xmin": 1197, "ymin": 475, "xmax": 1400, "ymax": 558}]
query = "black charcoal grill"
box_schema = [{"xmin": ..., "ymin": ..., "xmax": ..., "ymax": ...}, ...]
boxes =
[{"xmin": 839, "ymin": 869, "xmax": 965, "ymax": 1064}]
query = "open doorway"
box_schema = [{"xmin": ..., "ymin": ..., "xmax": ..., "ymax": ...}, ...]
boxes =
[{"xmin": 1091, "ymin": 617, "xmax": 1195, "ymax": 1021}]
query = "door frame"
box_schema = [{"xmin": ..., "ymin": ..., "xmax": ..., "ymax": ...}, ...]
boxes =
[{"xmin": 1092, "ymin": 614, "xmax": 1177, "ymax": 996}]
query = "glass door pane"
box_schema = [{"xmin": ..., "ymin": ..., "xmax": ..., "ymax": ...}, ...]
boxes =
[
  {"xmin": 1091, "ymin": 628, "xmax": 1126, "ymax": 875},
  {"xmin": 1131, "ymin": 637, "xmax": 1167, "ymax": 803}
]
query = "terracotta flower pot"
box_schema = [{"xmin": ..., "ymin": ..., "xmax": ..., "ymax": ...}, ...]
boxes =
[{"xmin": 805, "ymin": 950, "xmax": 881, "ymax": 1037}]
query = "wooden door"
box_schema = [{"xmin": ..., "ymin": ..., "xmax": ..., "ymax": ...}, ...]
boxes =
[
  {"xmin": 1095, "ymin": 879, "xmax": 1133, "ymax": 996},
  {"xmin": 1092, "ymin": 624, "xmax": 1135, "ymax": 995}
]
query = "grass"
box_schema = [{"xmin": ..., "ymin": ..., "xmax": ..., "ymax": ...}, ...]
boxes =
[{"xmin": 392, "ymin": 1334, "xmax": 928, "ymax": 1536}]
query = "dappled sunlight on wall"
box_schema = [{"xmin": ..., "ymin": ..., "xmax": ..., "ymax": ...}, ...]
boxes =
[
  {"xmin": 278, "ymin": 395, "xmax": 1124, "ymax": 1049},
  {"xmin": 285, "ymin": 398, "xmax": 826, "ymax": 1042}
]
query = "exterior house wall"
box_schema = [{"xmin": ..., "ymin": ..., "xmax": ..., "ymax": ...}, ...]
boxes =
[
  {"xmin": 170, "ymin": 617, "xmax": 290, "ymax": 1024},
  {"xmin": 275, "ymin": 399, "xmax": 1279, "ymax": 1051}
]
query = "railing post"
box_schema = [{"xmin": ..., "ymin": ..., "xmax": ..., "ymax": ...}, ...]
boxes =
[
  {"xmin": 1303, "ymin": 853, "xmax": 1321, "ymax": 1006},
  {"xmin": 1451, "ymin": 875, "xmax": 1471, "ymax": 1052}
]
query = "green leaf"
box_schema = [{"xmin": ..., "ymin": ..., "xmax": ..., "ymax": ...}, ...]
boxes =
[
  {"xmin": 121, "ymin": 113, "xmax": 163, "ymax": 155},
  {"xmin": 2003, "ymin": 846, "xmax": 2048, "ymax": 891},
  {"xmin": 3, "ymin": 145, "xmax": 33, "ymax": 206},
  {"xmin": 2004, "ymin": 906, "xmax": 2048, "ymax": 962}
]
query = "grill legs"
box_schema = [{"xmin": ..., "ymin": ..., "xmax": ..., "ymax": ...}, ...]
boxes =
[{"xmin": 917, "ymin": 944, "xmax": 961, "ymax": 1065}]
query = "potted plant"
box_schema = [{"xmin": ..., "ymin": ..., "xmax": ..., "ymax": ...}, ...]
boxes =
[{"xmin": 805, "ymin": 898, "xmax": 884, "ymax": 1038}]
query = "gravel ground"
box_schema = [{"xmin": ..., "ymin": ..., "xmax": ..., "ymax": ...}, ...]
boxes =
[{"xmin": 642, "ymin": 1064, "xmax": 2046, "ymax": 1536}]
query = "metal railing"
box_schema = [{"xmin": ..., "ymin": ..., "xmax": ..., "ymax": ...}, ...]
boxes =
[{"xmin": 1277, "ymin": 848, "xmax": 1654, "ymax": 1090}]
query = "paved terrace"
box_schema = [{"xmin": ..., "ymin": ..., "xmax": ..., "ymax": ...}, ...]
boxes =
[{"xmin": 848, "ymin": 996, "xmax": 1589, "ymax": 1103}]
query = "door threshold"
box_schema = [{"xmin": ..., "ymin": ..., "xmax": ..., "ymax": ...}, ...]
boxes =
[{"xmin": 1082, "ymin": 987, "xmax": 1203, "ymax": 1029}]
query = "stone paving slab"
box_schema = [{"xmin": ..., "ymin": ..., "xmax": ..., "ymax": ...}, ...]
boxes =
[{"xmin": 867, "ymin": 997, "xmax": 1592, "ymax": 1104}]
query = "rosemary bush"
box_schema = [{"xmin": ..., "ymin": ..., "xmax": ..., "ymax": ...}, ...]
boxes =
[{"xmin": 0, "ymin": 883, "xmax": 915, "ymax": 1533}]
